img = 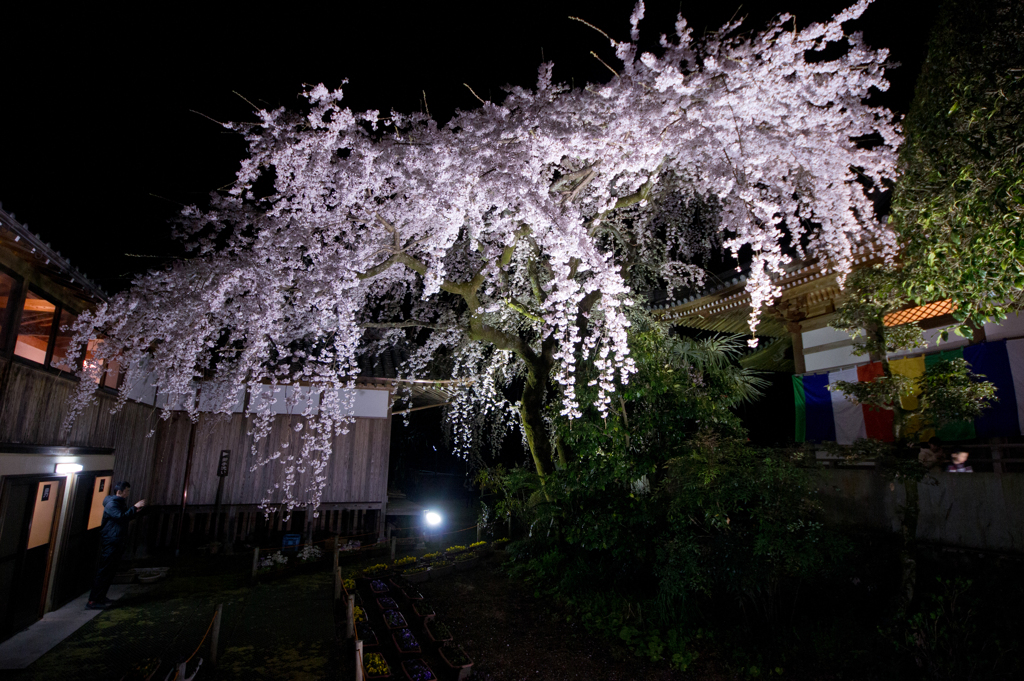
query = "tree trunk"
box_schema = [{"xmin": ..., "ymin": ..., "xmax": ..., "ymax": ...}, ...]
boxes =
[{"xmin": 520, "ymin": 354, "xmax": 555, "ymax": 477}]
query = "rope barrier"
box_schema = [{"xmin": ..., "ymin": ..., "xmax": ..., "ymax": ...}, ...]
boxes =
[
  {"xmin": 429, "ymin": 523, "xmax": 479, "ymax": 538},
  {"xmin": 254, "ymin": 522, "xmax": 478, "ymax": 555},
  {"xmin": 255, "ymin": 529, "xmax": 380, "ymax": 554},
  {"xmin": 185, "ymin": 610, "xmax": 218, "ymax": 664}
]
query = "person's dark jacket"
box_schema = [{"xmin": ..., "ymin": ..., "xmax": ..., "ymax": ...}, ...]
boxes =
[{"xmin": 99, "ymin": 495, "xmax": 139, "ymax": 545}]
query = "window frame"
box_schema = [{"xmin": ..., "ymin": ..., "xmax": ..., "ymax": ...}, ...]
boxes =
[
  {"xmin": 10, "ymin": 286, "xmax": 80, "ymax": 375},
  {"xmin": 0, "ymin": 262, "xmax": 25, "ymax": 356}
]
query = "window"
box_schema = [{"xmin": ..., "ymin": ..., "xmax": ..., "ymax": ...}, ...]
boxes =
[
  {"xmin": 84, "ymin": 338, "xmax": 121, "ymax": 389},
  {"xmin": 12, "ymin": 289, "xmax": 86, "ymax": 374},
  {"xmin": 0, "ymin": 270, "xmax": 16, "ymax": 346},
  {"xmin": 51, "ymin": 308, "xmax": 78, "ymax": 372},
  {"xmin": 883, "ymin": 299, "xmax": 954, "ymax": 327},
  {"xmin": 14, "ymin": 291, "xmax": 56, "ymax": 364}
]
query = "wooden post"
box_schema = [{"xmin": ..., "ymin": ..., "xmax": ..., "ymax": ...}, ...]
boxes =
[
  {"xmin": 176, "ymin": 398, "xmax": 201, "ymax": 558},
  {"xmin": 390, "ymin": 536, "xmax": 397, "ymax": 561},
  {"xmin": 346, "ymin": 593, "xmax": 355, "ymax": 639},
  {"xmin": 355, "ymin": 639, "xmax": 363, "ymax": 681},
  {"xmin": 334, "ymin": 566, "xmax": 342, "ymax": 601},
  {"xmin": 211, "ymin": 603, "xmax": 223, "ymax": 665},
  {"xmin": 251, "ymin": 546, "xmax": 260, "ymax": 580},
  {"xmin": 332, "ymin": 536, "xmax": 339, "ymax": 574},
  {"xmin": 992, "ymin": 441, "xmax": 1004, "ymax": 475}
]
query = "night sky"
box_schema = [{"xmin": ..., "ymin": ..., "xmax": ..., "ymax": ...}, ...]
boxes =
[{"xmin": 1, "ymin": 0, "xmax": 934, "ymax": 294}]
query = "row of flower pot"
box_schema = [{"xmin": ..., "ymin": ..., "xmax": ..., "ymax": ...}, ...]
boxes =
[
  {"xmin": 357, "ymin": 573, "xmax": 474, "ymax": 680},
  {"xmin": 394, "ymin": 539, "xmax": 508, "ymax": 583}
]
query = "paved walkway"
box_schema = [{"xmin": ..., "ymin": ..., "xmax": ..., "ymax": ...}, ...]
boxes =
[
  {"xmin": 0, "ymin": 585, "xmax": 131, "ymax": 669},
  {"xmin": 0, "ymin": 566, "xmax": 341, "ymax": 681}
]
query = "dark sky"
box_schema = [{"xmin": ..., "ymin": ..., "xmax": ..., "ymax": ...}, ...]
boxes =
[{"xmin": 1, "ymin": 0, "xmax": 934, "ymax": 294}]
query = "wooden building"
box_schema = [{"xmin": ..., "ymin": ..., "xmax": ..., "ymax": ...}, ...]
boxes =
[{"xmin": 0, "ymin": 203, "xmax": 410, "ymax": 640}]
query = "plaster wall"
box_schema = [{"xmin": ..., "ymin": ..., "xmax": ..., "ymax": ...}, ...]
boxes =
[{"xmin": 815, "ymin": 469, "xmax": 1024, "ymax": 553}]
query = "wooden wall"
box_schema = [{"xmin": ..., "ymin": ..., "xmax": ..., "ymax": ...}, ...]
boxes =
[
  {"xmin": 149, "ymin": 411, "xmax": 392, "ymax": 507},
  {"xmin": 0, "ymin": 357, "xmax": 392, "ymax": 510},
  {"xmin": 0, "ymin": 356, "xmax": 161, "ymax": 497}
]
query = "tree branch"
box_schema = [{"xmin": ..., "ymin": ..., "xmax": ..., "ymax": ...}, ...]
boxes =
[
  {"xmin": 359, "ymin": 320, "xmax": 452, "ymax": 330},
  {"xmin": 505, "ymin": 299, "xmax": 544, "ymax": 322}
]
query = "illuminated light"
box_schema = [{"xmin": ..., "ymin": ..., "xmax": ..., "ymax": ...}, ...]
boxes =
[
  {"xmin": 424, "ymin": 511, "xmax": 442, "ymax": 526},
  {"xmin": 55, "ymin": 463, "xmax": 84, "ymax": 474}
]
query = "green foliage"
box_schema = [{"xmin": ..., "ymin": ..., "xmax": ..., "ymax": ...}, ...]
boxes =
[
  {"xmin": 892, "ymin": 0, "xmax": 1024, "ymax": 330},
  {"xmin": 483, "ymin": 322, "xmax": 845, "ymax": 670},
  {"xmin": 657, "ymin": 434, "xmax": 846, "ymax": 622},
  {"xmin": 830, "ymin": 267, "xmax": 924, "ymax": 359},
  {"xmin": 881, "ymin": 576, "xmax": 1019, "ymax": 680},
  {"xmin": 830, "ymin": 265, "xmax": 996, "ymax": 443},
  {"xmin": 919, "ymin": 358, "xmax": 998, "ymax": 425}
]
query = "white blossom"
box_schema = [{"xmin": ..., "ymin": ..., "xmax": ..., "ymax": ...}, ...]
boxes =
[{"xmin": 62, "ymin": 2, "xmax": 898, "ymax": 514}]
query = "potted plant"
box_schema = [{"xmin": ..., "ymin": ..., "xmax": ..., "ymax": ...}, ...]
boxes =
[
  {"xmin": 428, "ymin": 559, "xmax": 454, "ymax": 579},
  {"xmin": 392, "ymin": 628, "xmax": 421, "ymax": 654},
  {"xmin": 424, "ymin": 619, "xmax": 453, "ymax": 644},
  {"xmin": 443, "ymin": 544, "xmax": 468, "ymax": 557},
  {"xmin": 401, "ymin": 658, "xmax": 436, "ymax": 681},
  {"xmin": 392, "ymin": 555, "xmax": 417, "ymax": 569},
  {"xmin": 357, "ymin": 621, "xmax": 379, "ymax": 647},
  {"xmin": 438, "ymin": 643, "xmax": 474, "ymax": 681},
  {"xmin": 382, "ymin": 609, "xmax": 408, "ymax": 630},
  {"xmin": 362, "ymin": 651, "xmax": 391, "ymax": 679},
  {"xmin": 377, "ymin": 596, "xmax": 399, "ymax": 611},
  {"xmin": 402, "ymin": 587, "xmax": 424, "ymax": 601},
  {"xmin": 469, "ymin": 540, "xmax": 490, "ymax": 557},
  {"xmin": 363, "ymin": 563, "xmax": 390, "ymax": 579},
  {"xmin": 403, "ymin": 566, "xmax": 430, "ymax": 584},
  {"xmin": 411, "ymin": 600, "xmax": 435, "ymax": 619},
  {"xmin": 453, "ymin": 552, "xmax": 478, "ymax": 571},
  {"xmin": 492, "ymin": 538, "xmax": 509, "ymax": 554},
  {"xmin": 370, "ymin": 579, "xmax": 390, "ymax": 594}
]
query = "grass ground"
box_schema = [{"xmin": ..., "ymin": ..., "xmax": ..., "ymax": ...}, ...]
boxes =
[
  {"xmin": 3, "ymin": 554, "xmax": 342, "ymax": 681},
  {"xmin": 5, "ymin": 536, "xmax": 1020, "ymax": 681}
]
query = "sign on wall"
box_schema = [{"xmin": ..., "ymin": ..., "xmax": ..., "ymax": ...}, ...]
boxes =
[{"xmin": 217, "ymin": 450, "xmax": 230, "ymax": 477}]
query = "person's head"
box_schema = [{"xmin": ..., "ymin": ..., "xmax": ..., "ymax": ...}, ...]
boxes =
[
  {"xmin": 113, "ymin": 481, "xmax": 131, "ymax": 498},
  {"xmin": 951, "ymin": 451, "xmax": 969, "ymax": 465},
  {"xmin": 928, "ymin": 437, "xmax": 944, "ymax": 454}
]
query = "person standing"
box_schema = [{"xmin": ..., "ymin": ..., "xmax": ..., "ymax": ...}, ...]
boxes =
[
  {"xmin": 946, "ymin": 451, "xmax": 974, "ymax": 473},
  {"xmin": 87, "ymin": 481, "xmax": 145, "ymax": 610}
]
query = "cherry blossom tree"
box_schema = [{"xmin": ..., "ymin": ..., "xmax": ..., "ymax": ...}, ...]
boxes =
[{"xmin": 65, "ymin": 1, "xmax": 899, "ymax": 516}]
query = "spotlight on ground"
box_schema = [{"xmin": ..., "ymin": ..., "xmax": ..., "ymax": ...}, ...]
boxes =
[{"xmin": 424, "ymin": 511, "xmax": 442, "ymax": 526}]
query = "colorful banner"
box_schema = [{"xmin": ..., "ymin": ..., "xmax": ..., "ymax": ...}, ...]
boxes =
[{"xmin": 793, "ymin": 339, "xmax": 1024, "ymax": 444}]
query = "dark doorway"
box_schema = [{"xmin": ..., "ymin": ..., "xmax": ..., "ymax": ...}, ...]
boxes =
[
  {"xmin": 0, "ymin": 474, "xmax": 65, "ymax": 641},
  {"xmin": 51, "ymin": 471, "xmax": 111, "ymax": 610}
]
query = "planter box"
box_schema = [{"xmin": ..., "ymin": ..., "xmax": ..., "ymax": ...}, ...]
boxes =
[
  {"xmin": 392, "ymin": 628, "xmax": 421, "ymax": 654},
  {"xmin": 438, "ymin": 645, "xmax": 474, "ymax": 681},
  {"xmin": 362, "ymin": 651, "xmax": 392, "ymax": 679},
  {"xmin": 369, "ymin": 579, "xmax": 390, "ymax": 594},
  {"xmin": 454, "ymin": 555, "xmax": 478, "ymax": 571},
  {"xmin": 428, "ymin": 564, "xmax": 454, "ymax": 579},
  {"xmin": 357, "ymin": 622, "xmax": 379, "ymax": 647},
  {"xmin": 402, "ymin": 588, "xmax": 424, "ymax": 601},
  {"xmin": 403, "ymin": 569, "xmax": 430, "ymax": 584},
  {"xmin": 377, "ymin": 597, "xmax": 399, "ymax": 611},
  {"xmin": 424, "ymin": 619, "xmax": 453, "ymax": 644},
  {"xmin": 411, "ymin": 602, "xmax": 435, "ymax": 619},
  {"xmin": 382, "ymin": 609, "xmax": 408, "ymax": 630},
  {"xmin": 401, "ymin": 658, "xmax": 436, "ymax": 681}
]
